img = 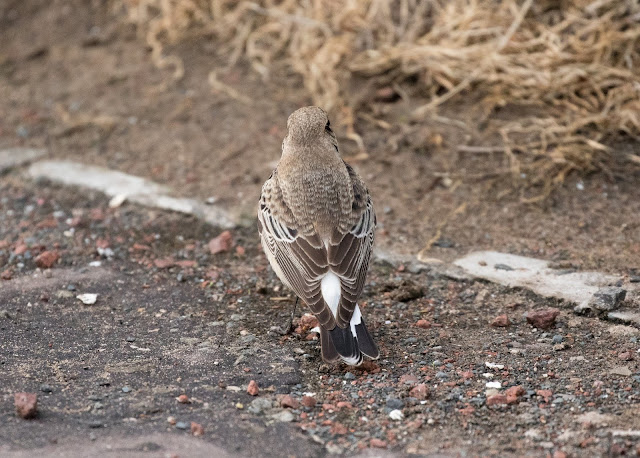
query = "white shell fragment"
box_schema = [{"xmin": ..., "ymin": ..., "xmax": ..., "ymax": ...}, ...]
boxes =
[
  {"xmin": 77, "ymin": 294, "xmax": 98, "ymax": 305},
  {"xmin": 108, "ymin": 194, "xmax": 128, "ymax": 208}
]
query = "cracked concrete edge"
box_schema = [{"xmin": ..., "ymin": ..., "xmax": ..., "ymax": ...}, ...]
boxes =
[
  {"xmin": 28, "ymin": 160, "xmax": 236, "ymax": 229},
  {"xmin": 452, "ymin": 250, "xmax": 636, "ymax": 305},
  {"xmin": 0, "ymin": 148, "xmax": 47, "ymax": 173},
  {"xmin": 453, "ymin": 251, "xmax": 640, "ymax": 327},
  {"xmin": 377, "ymin": 249, "xmax": 640, "ymax": 323}
]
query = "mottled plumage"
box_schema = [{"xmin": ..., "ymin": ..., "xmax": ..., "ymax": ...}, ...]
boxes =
[{"xmin": 258, "ymin": 106, "xmax": 379, "ymax": 365}]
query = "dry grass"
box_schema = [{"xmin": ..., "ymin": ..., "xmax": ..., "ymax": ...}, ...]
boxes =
[{"xmin": 115, "ymin": 0, "xmax": 640, "ymax": 195}]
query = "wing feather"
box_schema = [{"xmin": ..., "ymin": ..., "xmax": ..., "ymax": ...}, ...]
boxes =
[
  {"xmin": 328, "ymin": 198, "xmax": 376, "ymax": 328},
  {"xmin": 259, "ymin": 166, "xmax": 376, "ymax": 331},
  {"xmin": 259, "ymin": 177, "xmax": 336, "ymax": 328}
]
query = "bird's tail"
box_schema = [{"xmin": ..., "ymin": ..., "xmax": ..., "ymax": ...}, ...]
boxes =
[{"xmin": 319, "ymin": 307, "xmax": 379, "ymax": 366}]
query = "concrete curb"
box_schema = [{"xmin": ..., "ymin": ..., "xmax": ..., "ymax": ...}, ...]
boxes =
[{"xmin": 28, "ymin": 160, "xmax": 236, "ymax": 229}]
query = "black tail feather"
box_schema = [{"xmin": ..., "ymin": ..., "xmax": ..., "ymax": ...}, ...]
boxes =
[
  {"xmin": 318, "ymin": 312, "xmax": 380, "ymax": 366},
  {"xmin": 328, "ymin": 326, "xmax": 363, "ymax": 366},
  {"xmin": 329, "ymin": 326, "xmax": 358, "ymax": 359},
  {"xmin": 319, "ymin": 327, "xmax": 340, "ymax": 363},
  {"xmin": 355, "ymin": 318, "xmax": 379, "ymax": 359}
]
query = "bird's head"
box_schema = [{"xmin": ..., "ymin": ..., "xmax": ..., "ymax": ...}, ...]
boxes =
[{"xmin": 284, "ymin": 106, "xmax": 337, "ymax": 152}]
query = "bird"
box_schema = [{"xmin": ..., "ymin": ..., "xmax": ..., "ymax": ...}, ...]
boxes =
[{"xmin": 257, "ymin": 106, "xmax": 379, "ymax": 365}]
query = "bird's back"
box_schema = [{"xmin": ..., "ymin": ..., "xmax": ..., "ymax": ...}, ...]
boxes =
[{"xmin": 276, "ymin": 151, "xmax": 356, "ymax": 241}]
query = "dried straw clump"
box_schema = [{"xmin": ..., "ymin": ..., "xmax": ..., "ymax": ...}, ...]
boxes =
[{"xmin": 117, "ymin": 0, "xmax": 640, "ymax": 192}]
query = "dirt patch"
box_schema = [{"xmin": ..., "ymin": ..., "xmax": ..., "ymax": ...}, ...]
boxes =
[{"xmin": 2, "ymin": 172, "xmax": 640, "ymax": 456}]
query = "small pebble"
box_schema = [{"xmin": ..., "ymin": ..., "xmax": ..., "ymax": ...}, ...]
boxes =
[
  {"xmin": 491, "ymin": 314, "xmax": 510, "ymax": 327},
  {"xmin": 176, "ymin": 421, "xmax": 189, "ymax": 430},
  {"xmin": 14, "ymin": 392, "xmax": 38, "ymax": 419},
  {"xmin": 370, "ymin": 438, "xmax": 387, "ymax": 448},
  {"xmin": 301, "ymin": 396, "xmax": 316, "ymax": 408},
  {"xmin": 386, "ymin": 397, "xmax": 404, "ymax": 410},
  {"xmin": 247, "ymin": 380, "xmax": 259, "ymax": 396},
  {"xmin": 281, "ymin": 395, "xmax": 299, "ymax": 409},
  {"xmin": 494, "ymin": 263, "xmax": 514, "ymax": 271},
  {"xmin": 121, "ymin": 386, "xmax": 132, "ymax": 393},
  {"xmin": 88, "ymin": 420, "xmax": 103, "ymax": 429},
  {"xmin": 177, "ymin": 394, "xmax": 191, "ymax": 403},
  {"xmin": 191, "ymin": 421, "xmax": 204, "ymax": 436},
  {"xmin": 271, "ymin": 410, "xmax": 295, "ymax": 422},
  {"xmin": 40, "ymin": 384, "xmax": 53, "ymax": 393},
  {"xmin": 344, "ymin": 372, "xmax": 355, "ymax": 380},
  {"xmin": 248, "ymin": 398, "xmax": 272, "ymax": 415}
]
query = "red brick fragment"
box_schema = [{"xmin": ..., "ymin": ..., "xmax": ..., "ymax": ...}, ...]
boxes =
[
  {"xmin": 14, "ymin": 243, "xmax": 28, "ymax": 255},
  {"xmin": 416, "ymin": 319, "xmax": 431, "ymax": 329},
  {"xmin": 536, "ymin": 389, "xmax": 553, "ymax": 403},
  {"xmin": 247, "ymin": 380, "xmax": 259, "ymax": 396},
  {"xmin": 370, "ymin": 439, "xmax": 387, "ymax": 448},
  {"xmin": 281, "ymin": 395, "xmax": 299, "ymax": 409},
  {"xmin": 409, "ymin": 384, "xmax": 430, "ymax": 400},
  {"xmin": 154, "ymin": 257, "xmax": 175, "ymax": 269},
  {"xmin": 301, "ymin": 396, "xmax": 316, "ymax": 408},
  {"xmin": 618, "ymin": 351, "xmax": 633, "ymax": 361},
  {"xmin": 330, "ymin": 422, "xmax": 347, "ymax": 435},
  {"xmin": 35, "ymin": 251, "xmax": 59, "ymax": 268},
  {"xmin": 208, "ymin": 231, "xmax": 233, "ymax": 254},
  {"xmin": 190, "ymin": 422, "xmax": 204, "ymax": 436},
  {"xmin": 526, "ymin": 308, "xmax": 560, "ymax": 329},
  {"xmin": 400, "ymin": 374, "xmax": 419, "ymax": 385},
  {"xmin": 14, "ymin": 392, "xmax": 37, "ymax": 419},
  {"xmin": 176, "ymin": 394, "xmax": 191, "ymax": 404},
  {"xmin": 491, "ymin": 314, "xmax": 510, "ymax": 327},
  {"xmin": 506, "ymin": 385, "xmax": 525, "ymax": 404},
  {"xmin": 486, "ymin": 394, "xmax": 508, "ymax": 406}
]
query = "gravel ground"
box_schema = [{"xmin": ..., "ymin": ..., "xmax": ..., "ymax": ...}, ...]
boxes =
[{"xmin": 2, "ymin": 173, "xmax": 640, "ymax": 457}]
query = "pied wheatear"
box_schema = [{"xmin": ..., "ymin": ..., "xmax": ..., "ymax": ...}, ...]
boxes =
[{"xmin": 258, "ymin": 106, "xmax": 379, "ymax": 365}]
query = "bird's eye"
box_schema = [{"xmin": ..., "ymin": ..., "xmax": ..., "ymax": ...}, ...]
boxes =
[{"xmin": 325, "ymin": 120, "xmax": 332, "ymax": 133}]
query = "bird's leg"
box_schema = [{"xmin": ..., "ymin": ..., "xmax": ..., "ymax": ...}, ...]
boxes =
[
  {"xmin": 289, "ymin": 297, "xmax": 299, "ymax": 332},
  {"xmin": 279, "ymin": 297, "xmax": 299, "ymax": 335}
]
